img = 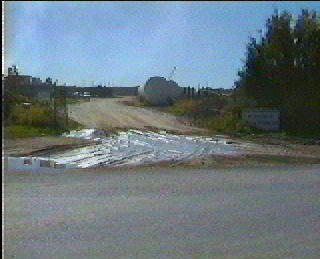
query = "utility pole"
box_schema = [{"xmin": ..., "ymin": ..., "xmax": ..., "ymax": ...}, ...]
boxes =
[
  {"xmin": 167, "ymin": 66, "xmax": 176, "ymax": 81},
  {"xmin": 257, "ymin": 29, "xmax": 262, "ymax": 43},
  {"xmin": 53, "ymin": 84, "xmax": 57, "ymax": 127},
  {"xmin": 233, "ymin": 84, "xmax": 237, "ymax": 105},
  {"xmin": 64, "ymin": 88, "xmax": 68, "ymax": 128}
]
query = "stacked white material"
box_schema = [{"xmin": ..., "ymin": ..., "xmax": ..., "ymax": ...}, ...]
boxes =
[
  {"xmin": 5, "ymin": 129, "xmax": 243, "ymax": 171},
  {"xmin": 62, "ymin": 129, "xmax": 105, "ymax": 141},
  {"xmin": 52, "ymin": 129, "xmax": 241, "ymax": 168}
]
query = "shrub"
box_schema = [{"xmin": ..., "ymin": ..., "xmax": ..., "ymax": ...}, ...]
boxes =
[
  {"xmin": 10, "ymin": 104, "xmax": 56, "ymax": 128},
  {"xmin": 3, "ymin": 91, "xmax": 30, "ymax": 120},
  {"xmin": 169, "ymin": 99, "xmax": 203, "ymax": 116}
]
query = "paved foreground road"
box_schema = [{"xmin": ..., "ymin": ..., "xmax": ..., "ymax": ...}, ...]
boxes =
[{"xmin": 4, "ymin": 165, "xmax": 320, "ymax": 259}]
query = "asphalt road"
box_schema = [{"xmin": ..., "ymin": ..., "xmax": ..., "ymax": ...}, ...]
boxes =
[{"xmin": 3, "ymin": 165, "xmax": 320, "ymax": 259}]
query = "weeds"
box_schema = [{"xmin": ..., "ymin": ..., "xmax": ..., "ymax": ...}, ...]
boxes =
[
  {"xmin": 10, "ymin": 105, "xmax": 55, "ymax": 128},
  {"xmin": 5, "ymin": 103, "xmax": 82, "ymax": 139},
  {"xmin": 5, "ymin": 125, "xmax": 65, "ymax": 138}
]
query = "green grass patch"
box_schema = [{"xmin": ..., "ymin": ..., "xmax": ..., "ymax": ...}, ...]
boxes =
[
  {"xmin": 5, "ymin": 102, "xmax": 84, "ymax": 139},
  {"xmin": 244, "ymin": 154, "xmax": 320, "ymax": 165},
  {"xmin": 5, "ymin": 125, "xmax": 65, "ymax": 139},
  {"xmin": 10, "ymin": 104, "xmax": 57, "ymax": 128},
  {"xmin": 168, "ymin": 99, "xmax": 206, "ymax": 116}
]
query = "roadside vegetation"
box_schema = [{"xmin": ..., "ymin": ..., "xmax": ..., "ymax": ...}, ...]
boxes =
[
  {"xmin": 170, "ymin": 8, "xmax": 320, "ymax": 140},
  {"xmin": 169, "ymin": 94, "xmax": 319, "ymax": 144},
  {"xmin": 235, "ymin": 8, "xmax": 320, "ymax": 137},
  {"xmin": 119, "ymin": 10, "xmax": 319, "ymax": 142},
  {"xmin": 168, "ymin": 96, "xmax": 255, "ymax": 134},
  {"xmin": 3, "ymin": 90, "xmax": 82, "ymax": 139}
]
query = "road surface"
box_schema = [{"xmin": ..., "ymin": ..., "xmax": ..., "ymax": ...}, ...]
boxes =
[{"xmin": 4, "ymin": 165, "xmax": 320, "ymax": 258}]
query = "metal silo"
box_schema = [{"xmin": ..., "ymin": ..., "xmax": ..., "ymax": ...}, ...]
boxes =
[{"xmin": 139, "ymin": 76, "xmax": 184, "ymax": 105}]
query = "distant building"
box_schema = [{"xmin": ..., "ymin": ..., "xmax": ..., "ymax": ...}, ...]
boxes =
[
  {"xmin": 8, "ymin": 65, "xmax": 19, "ymax": 76},
  {"xmin": 31, "ymin": 77, "xmax": 42, "ymax": 85},
  {"xmin": 45, "ymin": 77, "xmax": 53, "ymax": 85},
  {"xmin": 18, "ymin": 75, "xmax": 33, "ymax": 85},
  {"xmin": 111, "ymin": 86, "xmax": 138, "ymax": 97},
  {"xmin": 5, "ymin": 65, "xmax": 43, "ymax": 87}
]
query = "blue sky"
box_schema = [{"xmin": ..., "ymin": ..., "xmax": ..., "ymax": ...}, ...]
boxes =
[{"xmin": 4, "ymin": 1, "xmax": 319, "ymax": 88}]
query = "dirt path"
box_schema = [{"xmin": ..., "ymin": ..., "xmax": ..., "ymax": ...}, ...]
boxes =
[{"xmin": 68, "ymin": 97, "xmax": 206, "ymax": 134}]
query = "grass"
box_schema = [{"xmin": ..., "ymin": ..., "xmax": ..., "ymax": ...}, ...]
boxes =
[
  {"xmin": 243, "ymin": 154, "xmax": 320, "ymax": 165},
  {"xmin": 5, "ymin": 102, "xmax": 84, "ymax": 139},
  {"xmin": 168, "ymin": 99, "xmax": 205, "ymax": 116},
  {"xmin": 168, "ymin": 99, "xmax": 320, "ymax": 141},
  {"xmin": 5, "ymin": 125, "xmax": 66, "ymax": 139},
  {"xmin": 169, "ymin": 100, "xmax": 253, "ymax": 135},
  {"xmin": 5, "ymin": 119, "xmax": 83, "ymax": 139}
]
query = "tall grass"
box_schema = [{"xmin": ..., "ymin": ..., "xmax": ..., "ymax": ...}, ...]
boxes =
[
  {"xmin": 6, "ymin": 103, "xmax": 82, "ymax": 139},
  {"xmin": 169, "ymin": 98, "xmax": 257, "ymax": 135},
  {"xmin": 10, "ymin": 105, "xmax": 56, "ymax": 128}
]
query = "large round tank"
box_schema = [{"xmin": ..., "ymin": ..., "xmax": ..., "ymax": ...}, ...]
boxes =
[{"xmin": 139, "ymin": 76, "xmax": 184, "ymax": 105}]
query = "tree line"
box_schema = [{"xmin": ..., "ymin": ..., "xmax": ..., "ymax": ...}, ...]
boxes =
[{"xmin": 235, "ymin": 9, "xmax": 320, "ymax": 135}]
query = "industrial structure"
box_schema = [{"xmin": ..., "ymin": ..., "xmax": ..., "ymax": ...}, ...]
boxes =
[{"xmin": 138, "ymin": 76, "xmax": 184, "ymax": 105}]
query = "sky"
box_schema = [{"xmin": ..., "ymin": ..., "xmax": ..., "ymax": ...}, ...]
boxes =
[{"xmin": 4, "ymin": 1, "xmax": 319, "ymax": 88}]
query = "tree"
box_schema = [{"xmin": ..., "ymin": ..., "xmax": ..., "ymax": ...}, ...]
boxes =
[{"xmin": 235, "ymin": 8, "xmax": 320, "ymax": 135}]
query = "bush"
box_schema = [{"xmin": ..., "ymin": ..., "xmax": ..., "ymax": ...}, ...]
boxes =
[
  {"xmin": 10, "ymin": 105, "xmax": 56, "ymax": 128},
  {"xmin": 3, "ymin": 91, "xmax": 30, "ymax": 120},
  {"xmin": 169, "ymin": 99, "xmax": 196, "ymax": 116},
  {"xmin": 198, "ymin": 104, "xmax": 259, "ymax": 135},
  {"xmin": 286, "ymin": 107, "xmax": 320, "ymax": 137}
]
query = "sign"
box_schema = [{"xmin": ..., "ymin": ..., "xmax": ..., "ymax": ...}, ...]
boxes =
[{"xmin": 242, "ymin": 109, "xmax": 280, "ymax": 131}]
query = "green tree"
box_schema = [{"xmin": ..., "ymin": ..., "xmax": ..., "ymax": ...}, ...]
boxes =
[{"xmin": 235, "ymin": 8, "xmax": 320, "ymax": 135}]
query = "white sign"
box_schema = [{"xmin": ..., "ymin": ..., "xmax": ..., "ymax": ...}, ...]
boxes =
[{"xmin": 242, "ymin": 110, "xmax": 280, "ymax": 131}]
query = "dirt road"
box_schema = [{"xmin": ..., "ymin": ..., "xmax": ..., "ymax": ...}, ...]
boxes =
[{"xmin": 68, "ymin": 97, "xmax": 204, "ymax": 134}]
